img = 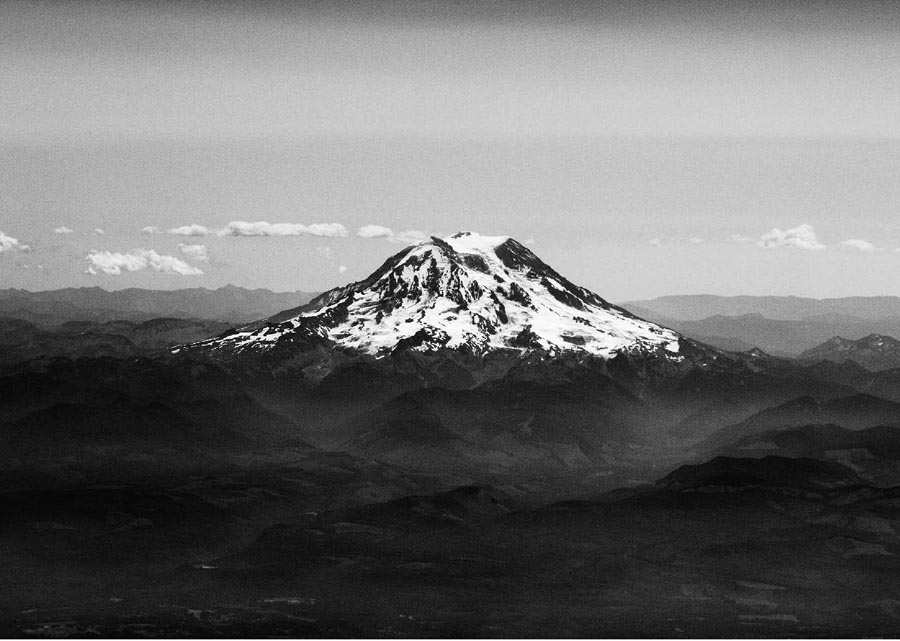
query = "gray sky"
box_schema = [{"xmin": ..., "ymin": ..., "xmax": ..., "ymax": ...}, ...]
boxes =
[{"xmin": 2, "ymin": 1, "xmax": 900, "ymax": 299}]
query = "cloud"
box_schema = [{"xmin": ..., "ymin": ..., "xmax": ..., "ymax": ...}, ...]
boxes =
[
  {"xmin": 53, "ymin": 226, "xmax": 74, "ymax": 234},
  {"xmin": 168, "ymin": 224, "xmax": 210, "ymax": 237},
  {"xmin": 357, "ymin": 225, "xmax": 430, "ymax": 245},
  {"xmin": 357, "ymin": 224, "xmax": 394, "ymax": 239},
  {"xmin": 757, "ymin": 224, "xmax": 826, "ymax": 251},
  {"xmin": 390, "ymin": 229, "xmax": 429, "ymax": 245},
  {"xmin": 178, "ymin": 243, "xmax": 209, "ymax": 262},
  {"xmin": 85, "ymin": 249, "xmax": 203, "ymax": 275},
  {"xmin": 0, "ymin": 231, "xmax": 30, "ymax": 253},
  {"xmin": 840, "ymin": 238, "xmax": 879, "ymax": 253},
  {"xmin": 524, "ymin": 236, "xmax": 536, "ymax": 246},
  {"xmin": 217, "ymin": 221, "xmax": 348, "ymax": 237},
  {"xmin": 141, "ymin": 226, "xmax": 161, "ymax": 235},
  {"xmin": 648, "ymin": 238, "xmax": 662, "ymax": 247},
  {"xmin": 688, "ymin": 237, "xmax": 703, "ymax": 244},
  {"xmin": 93, "ymin": 228, "xmax": 105, "ymax": 235},
  {"xmin": 727, "ymin": 234, "xmax": 754, "ymax": 243},
  {"xmin": 166, "ymin": 221, "xmax": 349, "ymax": 238},
  {"xmin": 339, "ymin": 265, "xmax": 348, "ymax": 274}
]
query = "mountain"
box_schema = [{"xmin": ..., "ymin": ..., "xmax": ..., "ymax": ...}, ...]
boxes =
[
  {"xmin": 183, "ymin": 232, "xmax": 683, "ymax": 367},
  {"xmin": 799, "ymin": 334, "xmax": 900, "ymax": 371},
  {"xmin": 0, "ymin": 285, "xmax": 317, "ymax": 326},
  {"xmin": 168, "ymin": 232, "xmax": 891, "ymax": 478},
  {"xmin": 171, "ymin": 233, "xmax": 763, "ymax": 473}
]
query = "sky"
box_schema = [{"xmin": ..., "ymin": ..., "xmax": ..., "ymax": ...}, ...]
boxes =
[{"xmin": 1, "ymin": 0, "xmax": 900, "ymax": 301}]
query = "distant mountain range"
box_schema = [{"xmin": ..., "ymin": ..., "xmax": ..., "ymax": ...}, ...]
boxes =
[
  {"xmin": 622, "ymin": 295, "xmax": 900, "ymax": 355},
  {"xmin": 623, "ymin": 294, "xmax": 900, "ymax": 322},
  {"xmin": 0, "ymin": 285, "xmax": 317, "ymax": 326}
]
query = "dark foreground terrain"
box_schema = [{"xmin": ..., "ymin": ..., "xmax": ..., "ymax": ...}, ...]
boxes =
[
  {"xmin": 8, "ymin": 284, "xmax": 900, "ymax": 636},
  {"xmin": 5, "ymin": 455, "xmax": 900, "ymax": 637},
  {"xmin": 4, "ymin": 349, "xmax": 900, "ymax": 637}
]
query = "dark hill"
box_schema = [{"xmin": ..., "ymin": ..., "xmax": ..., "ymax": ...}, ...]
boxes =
[
  {"xmin": 659, "ymin": 455, "xmax": 865, "ymax": 491},
  {"xmin": 704, "ymin": 393, "xmax": 900, "ymax": 449}
]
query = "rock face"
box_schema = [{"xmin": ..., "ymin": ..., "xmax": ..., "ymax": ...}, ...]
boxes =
[{"xmin": 181, "ymin": 232, "xmax": 682, "ymax": 362}]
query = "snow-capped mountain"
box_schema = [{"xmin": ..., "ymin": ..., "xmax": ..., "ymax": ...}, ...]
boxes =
[{"xmin": 179, "ymin": 232, "xmax": 682, "ymax": 361}]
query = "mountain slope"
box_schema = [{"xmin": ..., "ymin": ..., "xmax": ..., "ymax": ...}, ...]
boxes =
[{"xmin": 183, "ymin": 232, "xmax": 682, "ymax": 363}]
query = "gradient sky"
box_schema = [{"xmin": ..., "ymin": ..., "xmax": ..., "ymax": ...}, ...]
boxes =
[{"xmin": 2, "ymin": 1, "xmax": 900, "ymax": 300}]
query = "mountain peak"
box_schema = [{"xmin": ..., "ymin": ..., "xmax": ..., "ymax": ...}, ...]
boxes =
[{"xmin": 182, "ymin": 232, "xmax": 683, "ymax": 361}]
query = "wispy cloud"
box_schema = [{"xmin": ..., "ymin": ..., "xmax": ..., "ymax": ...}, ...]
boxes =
[
  {"xmin": 177, "ymin": 243, "xmax": 209, "ymax": 262},
  {"xmin": 93, "ymin": 228, "xmax": 106, "ymax": 236},
  {"xmin": 217, "ymin": 221, "xmax": 348, "ymax": 237},
  {"xmin": 85, "ymin": 249, "xmax": 203, "ymax": 275},
  {"xmin": 165, "ymin": 221, "xmax": 348, "ymax": 238},
  {"xmin": 0, "ymin": 231, "xmax": 30, "ymax": 253},
  {"xmin": 167, "ymin": 224, "xmax": 210, "ymax": 237},
  {"xmin": 727, "ymin": 234, "xmax": 754, "ymax": 243},
  {"xmin": 688, "ymin": 237, "xmax": 703, "ymax": 244},
  {"xmin": 53, "ymin": 226, "xmax": 74, "ymax": 234},
  {"xmin": 391, "ymin": 229, "xmax": 428, "ymax": 245},
  {"xmin": 356, "ymin": 225, "xmax": 430, "ymax": 245},
  {"xmin": 648, "ymin": 238, "xmax": 662, "ymax": 247},
  {"xmin": 840, "ymin": 238, "xmax": 880, "ymax": 253},
  {"xmin": 357, "ymin": 224, "xmax": 394, "ymax": 239},
  {"xmin": 757, "ymin": 224, "xmax": 826, "ymax": 251},
  {"xmin": 141, "ymin": 226, "xmax": 162, "ymax": 235}
]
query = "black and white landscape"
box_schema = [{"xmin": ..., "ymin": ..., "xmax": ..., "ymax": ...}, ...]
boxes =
[
  {"xmin": 4, "ymin": 1, "xmax": 900, "ymax": 638},
  {"xmin": 7, "ymin": 234, "xmax": 900, "ymax": 636}
]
